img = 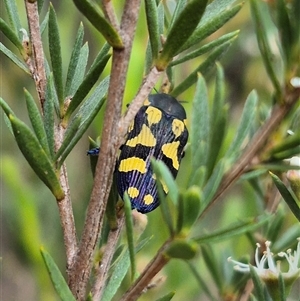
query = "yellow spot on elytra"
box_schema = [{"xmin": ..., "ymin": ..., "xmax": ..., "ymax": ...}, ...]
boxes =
[
  {"xmin": 128, "ymin": 120, "xmax": 134, "ymax": 133},
  {"xmin": 128, "ymin": 187, "xmax": 139, "ymax": 198},
  {"xmin": 144, "ymin": 194, "xmax": 154, "ymax": 205},
  {"xmin": 119, "ymin": 157, "xmax": 147, "ymax": 173},
  {"xmin": 126, "ymin": 124, "xmax": 156, "ymax": 147},
  {"xmin": 146, "ymin": 106, "xmax": 162, "ymax": 125},
  {"xmin": 172, "ymin": 119, "xmax": 184, "ymax": 138},
  {"xmin": 143, "ymin": 98, "xmax": 151, "ymax": 106},
  {"xmin": 162, "ymin": 141, "xmax": 180, "ymax": 170}
]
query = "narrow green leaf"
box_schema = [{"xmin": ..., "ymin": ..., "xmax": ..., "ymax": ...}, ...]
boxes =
[
  {"xmin": 0, "ymin": 18, "xmax": 23, "ymax": 51},
  {"xmin": 123, "ymin": 192, "xmax": 137, "ymax": 282},
  {"xmin": 4, "ymin": 0, "xmax": 22, "ymax": 39},
  {"xmin": 66, "ymin": 43, "xmax": 89, "ymax": 98},
  {"xmin": 145, "ymin": 0, "xmax": 160, "ymax": 60},
  {"xmin": 73, "ymin": 0, "xmax": 123, "ymax": 49},
  {"xmin": 191, "ymin": 74, "xmax": 209, "ymax": 172},
  {"xmin": 102, "ymin": 237, "xmax": 151, "ymax": 301},
  {"xmin": 170, "ymin": 31, "xmax": 239, "ymax": 67},
  {"xmin": 199, "ymin": 0, "xmax": 237, "ymax": 25},
  {"xmin": 40, "ymin": 11, "xmax": 49, "ymax": 35},
  {"xmin": 178, "ymin": 3, "xmax": 242, "ymax": 53},
  {"xmin": 171, "ymin": 42, "xmax": 232, "ymax": 97},
  {"xmin": 249, "ymin": 265, "xmax": 265, "ymax": 301},
  {"xmin": 24, "ymin": 88, "xmax": 50, "ymax": 156},
  {"xmin": 276, "ymin": 0, "xmax": 293, "ymax": 66},
  {"xmin": 211, "ymin": 63, "xmax": 225, "ymax": 123},
  {"xmin": 272, "ymin": 223, "xmax": 300, "ymax": 252},
  {"xmin": 201, "ymin": 245, "xmax": 222, "ymax": 289},
  {"xmin": 152, "ymin": 159, "xmax": 179, "ymax": 205},
  {"xmin": 176, "ymin": 192, "xmax": 184, "ymax": 235},
  {"xmin": 106, "ymin": 176, "xmax": 119, "ymax": 231},
  {"xmin": 189, "ymin": 166, "xmax": 207, "ymax": 188},
  {"xmin": 225, "ymin": 90, "xmax": 258, "ymax": 161},
  {"xmin": 44, "ymin": 74, "xmax": 56, "ymax": 159},
  {"xmin": 0, "ymin": 100, "xmax": 63, "ymax": 199},
  {"xmin": 206, "ymin": 65, "xmax": 228, "ymax": 178},
  {"xmin": 38, "ymin": 0, "xmax": 46, "ymax": 13},
  {"xmin": 168, "ymin": 0, "xmax": 187, "ymax": 31},
  {"xmin": 194, "ymin": 215, "xmax": 271, "ymax": 244},
  {"xmin": 49, "ymin": 4, "xmax": 64, "ymax": 105},
  {"xmin": 58, "ymin": 77, "xmax": 109, "ymax": 166},
  {"xmin": 0, "ymin": 97, "xmax": 15, "ymax": 134},
  {"xmin": 3, "ymin": 112, "xmax": 13, "ymax": 134},
  {"xmin": 187, "ymin": 262, "xmax": 217, "ymax": 300},
  {"xmin": 65, "ymin": 23, "xmax": 84, "ymax": 97},
  {"xmin": 268, "ymin": 132, "xmax": 300, "ymax": 157},
  {"xmin": 270, "ymin": 146, "xmax": 300, "ymax": 161},
  {"xmin": 179, "ymin": 186, "xmax": 202, "ymax": 235},
  {"xmin": 40, "ymin": 247, "xmax": 76, "ymax": 301},
  {"xmin": 156, "ymin": 0, "xmax": 208, "ymax": 69},
  {"xmin": 9, "ymin": 114, "xmax": 63, "ymax": 200},
  {"xmin": 291, "ymin": 0, "xmax": 300, "ymax": 43},
  {"xmin": 201, "ymin": 160, "xmax": 225, "ymax": 211},
  {"xmin": 157, "ymin": 1, "xmax": 164, "ymax": 36},
  {"xmin": 64, "ymin": 53, "xmax": 111, "ymax": 120},
  {"xmin": 44, "ymin": 61, "xmax": 60, "ymax": 116},
  {"xmin": 164, "ymin": 239, "xmax": 198, "ymax": 260},
  {"xmin": 155, "ymin": 291, "xmax": 175, "ymax": 301},
  {"xmin": 207, "ymin": 110, "xmax": 227, "ymax": 177},
  {"xmin": 0, "ymin": 42, "xmax": 30, "ymax": 74},
  {"xmin": 151, "ymin": 159, "xmax": 176, "ymax": 237},
  {"xmin": 250, "ymin": 0, "xmax": 281, "ymax": 98},
  {"xmin": 270, "ymin": 172, "xmax": 300, "ymax": 221}
]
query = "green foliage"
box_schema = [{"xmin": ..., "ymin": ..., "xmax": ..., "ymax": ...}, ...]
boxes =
[
  {"xmin": 1, "ymin": 0, "xmax": 299, "ymax": 300},
  {"xmin": 40, "ymin": 248, "xmax": 76, "ymax": 301}
]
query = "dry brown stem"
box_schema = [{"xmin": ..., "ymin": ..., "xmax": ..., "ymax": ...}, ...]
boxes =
[
  {"xmin": 24, "ymin": 0, "xmax": 46, "ymax": 110},
  {"xmin": 120, "ymin": 240, "xmax": 171, "ymax": 301}
]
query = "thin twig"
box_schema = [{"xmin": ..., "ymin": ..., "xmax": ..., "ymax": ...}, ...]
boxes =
[
  {"xmin": 101, "ymin": 0, "xmax": 120, "ymax": 30},
  {"xmin": 91, "ymin": 215, "xmax": 125, "ymax": 300},
  {"xmin": 54, "ymin": 123, "xmax": 78, "ymax": 273},
  {"xmin": 24, "ymin": 0, "xmax": 46, "ymax": 110},
  {"xmin": 68, "ymin": 1, "xmax": 142, "ymax": 299},
  {"xmin": 120, "ymin": 240, "xmax": 171, "ymax": 301},
  {"xmin": 202, "ymin": 85, "xmax": 300, "ymax": 217}
]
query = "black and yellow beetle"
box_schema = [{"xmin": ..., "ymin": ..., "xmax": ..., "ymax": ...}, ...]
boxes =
[{"xmin": 88, "ymin": 93, "xmax": 188, "ymax": 213}]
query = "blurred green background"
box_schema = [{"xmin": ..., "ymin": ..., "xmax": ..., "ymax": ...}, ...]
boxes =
[{"xmin": 1, "ymin": 0, "xmax": 299, "ymax": 300}]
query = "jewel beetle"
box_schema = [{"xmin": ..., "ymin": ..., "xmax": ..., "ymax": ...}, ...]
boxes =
[{"xmin": 88, "ymin": 93, "xmax": 189, "ymax": 213}]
